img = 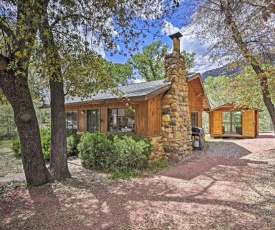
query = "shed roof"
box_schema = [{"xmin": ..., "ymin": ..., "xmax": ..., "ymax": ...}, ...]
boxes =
[{"xmin": 210, "ymin": 103, "xmax": 262, "ymax": 112}]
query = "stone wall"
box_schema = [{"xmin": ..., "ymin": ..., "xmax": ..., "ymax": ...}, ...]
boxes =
[{"xmin": 149, "ymin": 51, "xmax": 193, "ymax": 163}]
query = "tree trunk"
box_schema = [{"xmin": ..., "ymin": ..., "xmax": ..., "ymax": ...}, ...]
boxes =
[
  {"xmin": 49, "ymin": 77, "xmax": 71, "ymax": 180},
  {"xmin": 0, "ymin": 71, "xmax": 50, "ymax": 186},
  {"xmin": 223, "ymin": 4, "xmax": 275, "ymax": 132},
  {"xmin": 40, "ymin": 15, "xmax": 71, "ymax": 181}
]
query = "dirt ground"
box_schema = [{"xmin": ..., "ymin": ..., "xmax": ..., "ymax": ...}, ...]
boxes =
[{"xmin": 1, "ymin": 133, "xmax": 275, "ymax": 230}]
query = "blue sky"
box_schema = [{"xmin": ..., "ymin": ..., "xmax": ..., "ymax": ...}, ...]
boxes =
[{"xmin": 104, "ymin": 2, "xmax": 212, "ymax": 73}]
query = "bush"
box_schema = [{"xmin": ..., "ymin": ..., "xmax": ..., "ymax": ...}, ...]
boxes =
[
  {"xmin": 78, "ymin": 132, "xmax": 113, "ymax": 169},
  {"xmin": 67, "ymin": 134, "xmax": 81, "ymax": 156},
  {"xmin": 12, "ymin": 138, "xmax": 21, "ymax": 158},
  {"xmin": 12, "ymin": 128, "xmax": 51, "ymax": 161},
  {"xmin": 77, "ymin": 133, "xmax": 153, "ymax": 179},
  {"xmin": 131, "ymin": 134, "xmax": 152, "ymax": 158},
  {"xmin": 111, "ymin": 136, "xmax": 150, "ymax": 171},
  {"xmin": 40, "ymin": 128, "xmax": 51, "ymax": 161}
]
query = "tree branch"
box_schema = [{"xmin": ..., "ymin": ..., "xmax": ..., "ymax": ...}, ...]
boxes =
[
  {"xmin": 0, "ymin": 18, "xmax": 16, "ymax": 39},
  {"xmin": 50, "ymin": 14, "xmax": 92, "ymax": 28},
  {"xmin": 0, "ymin": 53, "xmax": 8, "ymax": 71}
]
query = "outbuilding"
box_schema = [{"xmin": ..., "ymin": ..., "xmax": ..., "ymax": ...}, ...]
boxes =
[{"xmin": 209, "ymin": 103, "xmax": 261, "ymax": 138}]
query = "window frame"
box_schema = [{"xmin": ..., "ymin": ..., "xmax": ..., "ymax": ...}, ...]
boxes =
[
  {"xmin": 65, "ymin": 110, "xmax": 78, "ymax": 131},
  {"xmin": 191, "ymin": 112, "xmax": 199, "ymax": 127},
  {"xmin": 107, "ymin": 107, "xmax": 135, "ymax": 133}
]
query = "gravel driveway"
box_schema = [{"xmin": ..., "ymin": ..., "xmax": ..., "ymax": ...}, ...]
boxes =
[{"xmin": 1, "ymin": 133, "xmax": 275, "ymax": 229}]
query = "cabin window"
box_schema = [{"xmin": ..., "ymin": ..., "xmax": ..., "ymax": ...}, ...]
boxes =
[
  {"xmin": 66, "ymin": 111, "xmax": 78, "ymax": 132},
  {"xmin": 108, "ymin": 108, "xmax": 135, "ymax": 133},
  {"xmin": 222, "ymin": 111, "xmax": 242, "ymax": 134},
  {"xmin": 191, "ymin": 112, "xmax": 198, "ymax": 127},
  {"xmin": 87, "ymin": 109, "xmax": 100, "ymax": 132}
]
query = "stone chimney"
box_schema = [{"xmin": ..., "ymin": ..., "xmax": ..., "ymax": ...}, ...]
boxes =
[{"xmin": 160, "ymin": 32, "xmax": 193, "ymax": 161}]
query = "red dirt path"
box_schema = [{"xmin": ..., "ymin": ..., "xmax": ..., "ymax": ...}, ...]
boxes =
[{"xmin": 1, "ymin": 133, "xmax": 275, "ymax": 229}]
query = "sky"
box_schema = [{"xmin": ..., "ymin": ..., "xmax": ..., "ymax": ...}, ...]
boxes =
[{"xmin": 103, "ymin": 1, "xmax": 216, "ymax": 74}]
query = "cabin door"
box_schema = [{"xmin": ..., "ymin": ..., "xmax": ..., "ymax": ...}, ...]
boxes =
[
  {"xmin": 213, "ymin": 111, "xmax": 222, "ymax": 135},
  {"xmin": 242, "ymin": 110, "xmax": 255, "ymax": 137},
  {"xmin": 87, "ymin": 109, "xmax": 100, "ymax": 132}
]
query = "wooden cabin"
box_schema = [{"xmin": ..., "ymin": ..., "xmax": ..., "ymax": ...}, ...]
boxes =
[
  {"xmin": 65, "ymin": 73, "xmax": 210, "ymax": 137},
  {"xmin": 209, "ymin": 103, "xmax": 261, "ymax": 138}
]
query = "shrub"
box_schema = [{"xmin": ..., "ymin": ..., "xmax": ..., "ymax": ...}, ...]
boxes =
[
  {"xmin": 77, "ymin": 132, "xmax": 153, "ymax": 179},
  {"xmin": 12, "ymin": 138, "xmax": 21, "ymax": 158},
  {"xmin": 78, "ymin": 132, "xmax": 113, "ymax": 169},
  {"xmin": 67, "ymin": 134, "xmax": 81, "ymax": 156},
  {"xmin": 40, "ymin": 128, "xmax": 51, "ymax": 161},
  {"xmin": 131, "ymin": 134, "xmax": 152, "ymax": 158},
  {"xmin": 111, "ymin": 136, "xmax": 150, "ymax": 171},
  {"xmin": 12, "ymin": 128, "xmax": 51, "ymax": 161}
]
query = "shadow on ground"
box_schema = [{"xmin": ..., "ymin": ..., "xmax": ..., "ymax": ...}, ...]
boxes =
[
  {"xmin": 1, "ymin": 135, "xmax": 275, "ymax": 229},
  {"xmin": 159, "ymin": 142, "xmax": 268, "ymax": 180}
]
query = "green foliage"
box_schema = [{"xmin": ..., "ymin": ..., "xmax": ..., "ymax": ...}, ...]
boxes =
[
  {"xmin": 111, "ymin": 136, "xmax": 149, "ymax": 171},
  {"xmin": 108, "ymin": 168, "xmax": 140, "ymax": 180},
  {"xmin": 0, "ymin": 105, "xmax": 18, "ymax": 140},
  {"xmin": 130, "ymin": 40, "xmax": 169, "ymax": 81},
  {"xmin": 131, "ymin": 134, "xmax": 153, "ymax": 157},
  {"xmin": 77, "ymin": 132, "xmax": 113, "ymax": 169},
  {"xmin": 12, "ymin": 128, "xmax": 51, "ymax": 161},
  {"xmin": 67, "ymin": 134, "xmax": 81, "ymax": 156},
  {"xmin": 78, "ymin": 132, "xmax": 152, "ymax": 178},
  {"xmin": 105, "ymin": 60, "xmax": 134, "ymax": 86},
  {"xmin": 12, "ymin": 138, "xmax": 21, "ymax": 158},
  {"xmin": 204, "ymin": 65, "xmax": 274, "ymax": 131},
  {"xmin": 129, "ymin": 40, "xmax": 196, "ymax": 82},
  {"xmin": 40, "ymin": 128, "xmax": 51, "ymax": 161},
  {"xmin": 180, "ymin": 50, "xmax": 196, "ymax": 71},
  {"xmin": 148, "ymin": 159, "xmax": 170, "ymax": 173},
  {"xmin": 204, "ymin": 75, "xmax": 231, "ymax": 107}
]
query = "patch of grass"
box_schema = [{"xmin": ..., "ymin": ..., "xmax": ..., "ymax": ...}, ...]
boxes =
[
  {"xmin": 108, "ymin": 159, "xmax": 171, "ymax": 180},
  {"xmin": 0, "ymin": 139, "xmax": 23, "ymax": 177},
  {"xmin": 0, "ymin": 139, "xmax": 13, "ymax": 151},
  {"xmin": 148, "ymin": 159, "xmax": 170, "ymax": 173},
  {"xmin": 108, "ymin": 169, "xmax": 140, "ymax": 180}
]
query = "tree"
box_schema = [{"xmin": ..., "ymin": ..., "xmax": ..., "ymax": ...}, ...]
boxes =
[
  {"xmin": 1, "ymin": 0, "xmax": 179, "ymax": 185},
  {"xmin": 36, "ymin": 0, "xmax": 177, "ymax": 180},
  {"xmin": 204, "ymin": 75, "xmax": 231, "ymax": 107},
  {"xmin": 130, "ymin": 40, "xmax": 169, "ymax": 81},
  {"xmin": 0, "ymin": 0, "xmax": 50, "ymax": 186},
  {"xmin": 188, "ymin": 0, "xmax": 275, "ymax": 132},
  {"xmin": 181, "ymin": 50, "xmax": 196, "ymax": 72},
  {"xmin": 39, "ymin": 11, "xmax": 71, "ymax": 181},
  {"xmin": 105, "ymin": 60, "xmax": 134, "ymax": 86},
  {"xmin": 260, "ymin": 0, "xmax": 275, "ymax": 21},
  {"xmin": 204, "ymin": 65, "xmax": 275, "ymax": 131},
  {"xmin": 130, "ymin": 40, "xmax": 196, "ymax": 81}
]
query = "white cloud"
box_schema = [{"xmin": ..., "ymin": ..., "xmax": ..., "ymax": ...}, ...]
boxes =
[
  {"xmin": 162, "ymin": 20, "xmax": 220, "ymax": 73},
  {"xmin": 162, "ymin": 21, "xmax": 180, "ymax": 35}
]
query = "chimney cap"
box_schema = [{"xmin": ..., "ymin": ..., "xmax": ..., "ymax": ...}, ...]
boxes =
[{"xmin": 168, "ymin": 32, "xmax": 183, "ymax": 40}]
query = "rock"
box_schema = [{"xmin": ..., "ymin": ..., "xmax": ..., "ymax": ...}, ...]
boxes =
[
  {"xmin": 167, "ymin": 153, "xmax": 179, "ymax": 163},
  {"xmin": 149, "ymin": 153, "xmax": 156, "ymax": 160},
  {"xmin": 162, "ymin": 115, "xmax": 171, "ymax": 122}
]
